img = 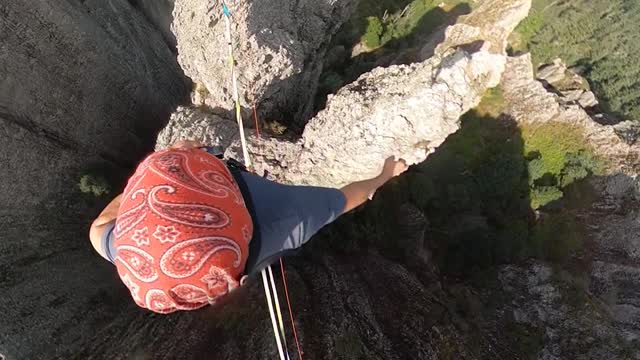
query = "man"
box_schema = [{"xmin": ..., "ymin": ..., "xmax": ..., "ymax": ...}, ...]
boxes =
[{"xmin": 89, "ymin": 140, "xmax": 407, "ymax": 313}]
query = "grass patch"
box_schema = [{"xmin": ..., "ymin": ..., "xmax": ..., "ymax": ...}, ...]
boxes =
[
  {"xmin": 521, "ymin": 122, "xmax": 602, "ymax": 209},
  {"xmin": 476, "ymin": 86, "xmax": 506, "ymax": 117}
]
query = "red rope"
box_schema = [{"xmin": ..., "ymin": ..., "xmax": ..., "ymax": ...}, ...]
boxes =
[
  {"xmin": 280, "ymin": 258, "xmax": 304, "ymax": 360},
  {"xmin": 253, "ymin": 104, "xmax": 303, "ymax": 360},
  {"xmin": 253, "ymin": 104, "xmax": 261, "ymax": 138}
]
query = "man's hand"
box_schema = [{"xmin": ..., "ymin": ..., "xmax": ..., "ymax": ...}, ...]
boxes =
[
  {"xmin": 340, "ymin": 155, "xmax": 409, "ymax": 213},
  {"xmin": 380, "ymin": 156, "xmax": 409, "ymax": 181}
]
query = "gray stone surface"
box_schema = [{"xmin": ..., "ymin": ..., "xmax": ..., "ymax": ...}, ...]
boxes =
[
  {"xmin": 172, "ymin": 0, "xmax": 356, "ymax": 124},
  {"xmin": 162, "ymin": 0, "xmax": 533, "ymax": 188},
  {"xmin": 133, "ymin": 0, "xmax": 177, "ymax": 49},
  {"xmin": 502, "ymin": 54, "xmax": 640, "ymax": 173},
  {"xmin": 0, "ymin": 0, "xmax": 189, "ymax": 358},
  {"xmin": 2, "ymin": 0, "xmax": 640, "ymax": 359}
]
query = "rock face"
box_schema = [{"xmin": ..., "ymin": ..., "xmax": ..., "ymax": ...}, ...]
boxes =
[
  {"xmin": 433, "ymin": 0, "xmax": 531, "ymax": 55},
  {"xmin": 132, "ymin": 0, "xmax": 178, "ymax": 49},
  {"xmin": 500, "ymin": 53, "xmax": 640, "ymax": 358},
  {"xmin": 0, "ymin": 0, "xmax": 189, "ymax": 358},
  {"xmin": 162, "ymin": 0, "xmax": 531, "ymax": 188},
  {"xmin": 5, "ymin": 0, "xmax": 640, "ymax": 359},
  {"xmin": 536, "ymin": 58, "xmax": 599, "ymax": 108},
  {"xmin": 172, "ymin": 0, "xmax": 356, "ymax": 123},
  {"xmin": 502, "ymin": 54, "xmax": 640, "ymax": 173}
]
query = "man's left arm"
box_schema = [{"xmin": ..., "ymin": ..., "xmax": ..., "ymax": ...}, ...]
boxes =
[{"xmin": 89, "ymin": 194, "xmax": 122, "ymax": 260}]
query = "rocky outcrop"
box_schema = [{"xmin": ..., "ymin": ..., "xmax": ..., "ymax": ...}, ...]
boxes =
[
  {"xmin": 162, "ymin": 0, "xmax": 531, "ymax": 188},
  {"xmin": 536, "ymin": 58, "xmax": 598, "ymax": 108},
  {"xmin": 8, "ymin": 0, "xmax": 640, "ymax": 359},
  {"xmin": 432, "ymin": 0, "xmax": 531, "ymax": 55},
  {"xmin": 501, "ymin": 54, "xmax": 640, "ymax": 173},
  {"xmin": 500, "ymin": 53, "xmax": 640, "ymax": 357},
  {"xmin": 0, "ymin": 0, "xmax": 189, "ymax": 358},
  {"xmin": 172, "ymin": 0, "xmax": 356, "ymax": 123}
]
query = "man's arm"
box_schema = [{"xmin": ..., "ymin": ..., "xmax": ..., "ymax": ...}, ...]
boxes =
[
  {"xmin": 89, "ymin": 194, "xmax": 122, "ymax": 260},
  {"xmin": 340, "ymin": 156, "xmax": 408, "ymax": 213}
]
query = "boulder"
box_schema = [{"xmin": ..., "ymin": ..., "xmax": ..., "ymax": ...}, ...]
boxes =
[
  {"xmin": 536, "ymin": 58, "xmax": 567, "ymax": 85},
  {"xmin": 172, "ymin": 0, "xmax": 356, "ymax": 123}
]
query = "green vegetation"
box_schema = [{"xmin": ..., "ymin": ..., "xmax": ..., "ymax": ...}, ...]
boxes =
[
  {"xmin": 522, "ymin": 123, "xmax": 602, "ymax": 209},
  {"xmin": 315, "ymin": 0, "xmax": 471, "ymax": 111},
  {"xmin": 513, "ymin": 0, "xmax": 640, "ymax": 120},
  {"xmin": 78, "ymin": 174, "xmax": 111, "ymax": 197},
  {"xmin": 362, "ymin": 16, "xmax": 383, "ymax": 48},
  {"xmin": 313, "ymin": 90, "xmax": 601, "ymax": 274}
]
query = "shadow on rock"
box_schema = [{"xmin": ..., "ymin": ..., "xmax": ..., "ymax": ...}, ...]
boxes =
[{"xmin": 313, "ymin": 2, "xmax": 472, "ymax": 115}]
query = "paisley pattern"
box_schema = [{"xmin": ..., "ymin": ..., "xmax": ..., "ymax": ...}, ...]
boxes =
[
  {"xmin": 149, "ymin": 152, "xmax": 233, "ymax": 198},
  {"xmin": 114, "ymin": 191, "xmax": 146, "ymax": 239},
  {"xmin": 201, "ymin": 266, "xmax": 239, "ymax": 300},
  {"xmin": 116, "ymin": 245, "xmax": 159, "ymax": 283},
  {"xmin": 170, "ymin": 284, "xmax": 210, "ymax": 309},
  {"xmin": 120, "ymin": 273, "xmax": 142, "ymax": 303},
  {"xmin": 113, "ymin": 148, "xmax": 252, "ymax": 314},
  {"xmin": 145, "ymin": 289, "xmax": 177, "ymax": 314},
  {"xmin": 147, "ymin": 185, "xmax": 230, "ymax": 228},
  {"xmin": 160, "ymin": 236, "xmax": 242, "ymax": 279}
]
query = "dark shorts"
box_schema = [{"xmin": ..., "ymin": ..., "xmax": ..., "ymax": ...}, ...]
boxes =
[
  {"xmin": 102, "ymin": 169, "xmax": 345, "ymax": 276},
  {"xmin": 236, "ymin": 172, "xmax": 345, "ymax": 275}
]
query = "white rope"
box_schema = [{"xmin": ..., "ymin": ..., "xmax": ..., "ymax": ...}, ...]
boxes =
[
  {"xmin": 262, "ymin": 269, "xmax": 287, "ymax": 360},
  {"xmin": 221, "ymin": 4, "xmax": 290, "ymax": 359},
  {"xmin": 268, "ymin": 265, "xmax": 290, "ymax": 353},
  {"xmin": 222, "ymin": 2, "xmax": 252, "ymax": 168}
]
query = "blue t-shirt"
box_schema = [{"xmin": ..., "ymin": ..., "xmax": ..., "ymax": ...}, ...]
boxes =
[{"xmin": 102, "ymin": 172, "xmax": 345, "ymax": 275}]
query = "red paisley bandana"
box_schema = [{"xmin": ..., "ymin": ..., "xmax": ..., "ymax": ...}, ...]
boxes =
[{"xmin": 113, "ymin": 148, "xmax": 252, "ymax": 313}]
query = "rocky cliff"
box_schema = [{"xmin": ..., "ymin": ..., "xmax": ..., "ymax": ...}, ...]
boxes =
[
  {"xmin": 160, "ymin": 0, "xmax": 531, "ymax": 188},
  {"xmin": 1, "ymin": 0, "xmax": 639, "ymax": 359},
  {"xmin": 172, "ymin": 0, "xmax": 357, "ymax": 124},
  {"xmin": 0, "ymin": 0, "xmax": 189, "ymax": 358}
]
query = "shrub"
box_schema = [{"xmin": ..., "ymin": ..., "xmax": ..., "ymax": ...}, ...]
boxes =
[
  {"xmin": 522, "ymin": 123, "xmax": 601, "ymax": 209},
  {"xmin": 530, "ymin": 186, "xmax": 563, "ymax": 209},
  {"xmin": 362, "ymin": 16, "xmax": 383, "ymax": 48},
  {"xmin": 78, "ymin": 174, "xmax": 110, "ymax": 197}
]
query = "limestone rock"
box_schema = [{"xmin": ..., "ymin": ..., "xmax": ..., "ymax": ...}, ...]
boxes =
[
  {"xmin": 578, "ymin": 90, "xmax": 598, "ymax": 108},
  {"xmin": 537, "ymin": 58, "xmax": 567, "ymax": 85},
  {"xmin": 163, "ymin": 0, "xmax": 531, "ymax": 189},
  {"xmin": 501, "ymin": 54, "xmax": 640, "ymax": 173},
  {"xmin": 0, "ymin": 0, "xmax": 189, "ymax": 358},
  {"xmin": 502, "ymin": 54, "xmax": 640, "ymax": 354},
  {"xmin": 172, "ymin": 0, "xmax": 356, "ymax": 122},
  {"xmin": 614, "ymin": 121, "xmax": 640, "ymax": 145},
  {"xmin": 578, "ymin": 175, "xmax": 640, "ymax": 347},
  {"xmin": 535, "ymin": 59, "xmax": 598, "ymax": 109},
  {"xmin": 432, "ymin": 0, "xmax": 531, "ymax": 56},
  {"xmin": 494, "ymin": 262, "xmax": 634, "ymax": 359}
]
